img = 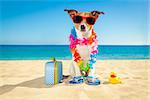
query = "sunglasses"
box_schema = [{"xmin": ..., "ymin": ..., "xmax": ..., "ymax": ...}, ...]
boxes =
[{"xmin": 72, "ymin": 15, "xmax": 96, "ymax": 25}]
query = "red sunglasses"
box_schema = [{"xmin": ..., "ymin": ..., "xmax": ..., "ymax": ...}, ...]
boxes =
[{"xmin": 71, "ymin": 15, "xmax": 97, "ymax": 25}]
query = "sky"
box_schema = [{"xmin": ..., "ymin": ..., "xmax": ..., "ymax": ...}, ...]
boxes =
[{"xmin": 0, "ymin": 0, "xmax": 149, "ymax": 45}]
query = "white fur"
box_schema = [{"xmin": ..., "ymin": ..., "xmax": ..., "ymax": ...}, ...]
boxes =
[
  {"xmin": 69, "ymin": 25, "xmax": 96, "ymax": 77},
  {"xmin": 75, "ymin": 22, "xmax": 93, "ymax": 39}
]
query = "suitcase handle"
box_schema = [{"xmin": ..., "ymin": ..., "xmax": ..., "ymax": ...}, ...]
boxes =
[{"xmin": 51, "ymin": 57, "xmax": 56, "ymax": 62}]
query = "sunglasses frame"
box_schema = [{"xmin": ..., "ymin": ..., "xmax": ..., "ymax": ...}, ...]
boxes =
[{"xmin": 71, "ymin": 15, "xmax": 97, "ymax": 25}]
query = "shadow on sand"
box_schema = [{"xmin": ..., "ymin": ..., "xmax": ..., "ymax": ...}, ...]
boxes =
[{"xmin": 0, "ymin": 75, "xmax": 70, "ymax": 95}]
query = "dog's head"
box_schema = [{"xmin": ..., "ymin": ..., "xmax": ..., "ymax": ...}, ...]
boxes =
[{"xmin": 65, "ymin": 9, "xmax": 104, "ymax": 38}]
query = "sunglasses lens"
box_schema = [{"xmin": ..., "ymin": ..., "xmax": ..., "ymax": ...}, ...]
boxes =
[
  {"xmin": 73, "ymin": 16, "xmax": 82, "ymax": 23},
  {"xmin": 86, "ymin": 17, "xmax": 95, "ymax": 25}
]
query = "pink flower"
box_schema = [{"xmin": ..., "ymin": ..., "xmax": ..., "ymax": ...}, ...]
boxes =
[
  {"xmin": 82, "ymin": 38, "xmax": 88, "ymax": 45},
  {"xmin": 92, "ymin": 50, "xmax": 98, "ymax": 54}
]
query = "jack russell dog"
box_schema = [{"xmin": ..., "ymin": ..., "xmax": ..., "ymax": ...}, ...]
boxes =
[{"xmin": 64, "ymin": 9, "xmax": 104, "ymax": 85}]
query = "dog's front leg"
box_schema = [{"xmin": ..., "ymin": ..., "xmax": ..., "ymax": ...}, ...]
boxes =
[
  {"xmin": 88, "ymin": 64, "xmax": 95, "ymax": 77},
  {"xmin": 69, "ymin": 60, "xmax": 84, "ymax": 84},
  {"xmin": 69, "ymin": 60, "xmax": 81, "ymax": 77}
]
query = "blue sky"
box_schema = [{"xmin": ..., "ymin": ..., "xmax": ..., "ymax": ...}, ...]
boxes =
[{"xmin": 0, "ymin": 0, "xmax": 149, "ymax": 45}]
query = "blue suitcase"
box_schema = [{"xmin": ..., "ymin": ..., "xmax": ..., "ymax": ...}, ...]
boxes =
[{"xmin": 45, "ymin": 58, "xmax": 63, "ymax": 85}]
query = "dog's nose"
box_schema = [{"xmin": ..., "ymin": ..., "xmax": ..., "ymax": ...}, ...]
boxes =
[{"xmin": 81, "ymin": 25, "xmax": 85, "ymax": 30}]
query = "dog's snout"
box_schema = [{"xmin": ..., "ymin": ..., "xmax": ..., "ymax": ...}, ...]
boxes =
[{"xmin": 81, "ymin": 25, "xmax": 85, "ymax": 30}]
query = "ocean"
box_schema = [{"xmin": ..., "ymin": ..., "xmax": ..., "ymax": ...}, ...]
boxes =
[{"xmin": 0, "ymin": 45, "xmax": 149, "ymax": 60}]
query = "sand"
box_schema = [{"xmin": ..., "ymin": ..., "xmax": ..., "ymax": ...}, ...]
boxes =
[{"xmin": 0, "ymin": 60, "xmax": 149, "ymax": 100}]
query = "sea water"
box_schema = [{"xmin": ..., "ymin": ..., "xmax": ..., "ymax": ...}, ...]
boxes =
[{"xmin": 0, "ymin": 45, "xmax": 149, "ymax": 60}]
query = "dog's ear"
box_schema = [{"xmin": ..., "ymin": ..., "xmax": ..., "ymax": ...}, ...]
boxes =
[
  {"xmin": 64, "ymin": 9, "xmax": 78, "ymax": 16},
  {"xmin": 91, "ymin": 10, "xmax": 104, "ymax": 18}
]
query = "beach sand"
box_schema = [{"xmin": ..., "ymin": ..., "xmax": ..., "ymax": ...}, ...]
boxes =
[{"xmin": 0, "ymin": 60, "xmax": 149, "ymax": 100}]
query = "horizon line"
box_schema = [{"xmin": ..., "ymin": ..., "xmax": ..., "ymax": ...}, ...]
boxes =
[{"xmin": 0, "ymin": 44, "xmax": 150, "ymax": 46}]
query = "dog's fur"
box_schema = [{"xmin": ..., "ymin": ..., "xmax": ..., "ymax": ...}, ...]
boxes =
[{"xmin": 65, "ymin": 9, "xmax": 104, "ymax": 78}]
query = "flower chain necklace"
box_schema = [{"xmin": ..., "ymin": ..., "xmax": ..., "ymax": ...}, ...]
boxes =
[{"xmin": 69, "ymin": 27, "xmax": 98, "ymax": 76}]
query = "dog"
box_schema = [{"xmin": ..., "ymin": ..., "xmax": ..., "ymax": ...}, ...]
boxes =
[{"xmin": 64, "ymin": 9, "xmax": 104, "ymax": 84}]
